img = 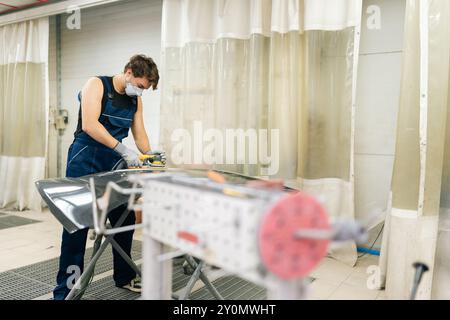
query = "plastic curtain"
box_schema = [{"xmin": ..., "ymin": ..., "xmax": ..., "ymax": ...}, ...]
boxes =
[
  {"xmin": 434, "ymin": 63, "xmax": 450, "ymax": 299},
  {"xmin": 431, "ymin": 0, "xmax": 450, "ymax": 299},
  {"xmin": 379, "ymin": 0, "xmax": 450, "ymax": 299},
  {"xmin": 0, "ymin": 18, "xmax": 49, "ymax": 211},
  {"xmin": 160, "ymin": 0, "xmax": 361, "ymax": 266}
]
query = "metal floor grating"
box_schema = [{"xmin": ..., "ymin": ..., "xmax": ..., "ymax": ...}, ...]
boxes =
[
  {"xmin": 0, "ymin": 240, "xmax": 143, "ymax": 300},
  {"xmin": 82, "ymin": 275, "xmax": 142, "ymax": 300},
  {"xmin": 0, "ymin": 239, "xmax": 304, "ymax": 300},
  {"xmin": 76, "ymin": 262, "xmax": 201, "ymax": 300},
  {"xmin": 0, "ymin": 272, "xmax": 54, "ymax": 300},
  {"xmin": 190, "ymin": 276, "xmax": 267, "ymax": 300},
  {"xmin": 0, "ymin": 214, "xmax": 41, "ymax": 230},
  {"xmin": 5, "ymin": 240, "xmax": 142, "ymax": 288}
]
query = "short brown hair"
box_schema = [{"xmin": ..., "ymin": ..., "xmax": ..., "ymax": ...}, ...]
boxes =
[{"xmin": 124, "ymin": 54, "xmax": 159, "ymax": 90}]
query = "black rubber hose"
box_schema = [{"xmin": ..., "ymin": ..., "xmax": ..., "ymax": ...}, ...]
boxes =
[{"xmin": 111, "ymin": 158, "xmax": 128, "ymax": 171}]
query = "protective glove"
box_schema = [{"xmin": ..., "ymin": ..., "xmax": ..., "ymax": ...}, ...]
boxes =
[
  {"xmin": 114, "ymin": 142, "xmax": 141, "ymax": 168},
  {"xmin": 146, "ymin": 149, "xmax": 167, "ymax": 165}
]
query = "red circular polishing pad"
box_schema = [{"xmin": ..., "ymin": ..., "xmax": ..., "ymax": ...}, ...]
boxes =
[{"xmin": 259, "ymin": 192, "xmax": 330, "ymax": 279}]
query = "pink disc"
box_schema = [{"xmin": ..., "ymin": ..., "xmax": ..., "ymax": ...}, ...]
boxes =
[{"xmin": 258, "ymin": 192, "xmax": 330, "ymax": 279}]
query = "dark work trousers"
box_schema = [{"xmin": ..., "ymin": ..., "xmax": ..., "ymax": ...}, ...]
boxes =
[{"xmin": 53, "ymin": 140, "xmax": 136, "ymax": 300}]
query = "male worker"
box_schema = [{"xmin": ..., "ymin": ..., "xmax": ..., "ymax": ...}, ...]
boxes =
[{"xmin": 53, "ymin": 54, "xmax": 165, "ymax": 300}]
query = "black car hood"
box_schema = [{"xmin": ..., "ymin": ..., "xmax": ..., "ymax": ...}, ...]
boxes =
[
  {"xmin": 36, "ymin": 169, "xmax": 163, "ymax": 233},
  {"xmin": 36, "ymin": 168, "xmax": 274, "ymax": 234}
]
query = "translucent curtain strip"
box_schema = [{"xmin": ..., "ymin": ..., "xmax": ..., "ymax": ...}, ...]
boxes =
[
  {"xmin": 391, "ymin": 0, "xmax": 421, "ymax": 211},
  {"xmin": 0, "ymin": 18, "xmax": 48, "ymax": 211},
  {"xmin": 160, "ymin": 30, "xmax": 355, "ymax": 178}
]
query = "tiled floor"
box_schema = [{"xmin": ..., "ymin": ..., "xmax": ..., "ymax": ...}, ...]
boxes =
[
  {"xmin": 308, "ymin": 254, "xmax": 385, "ymax": 300},
  {"xmin": 0, "ymin": 209, "xmax": 386, "ymax": 300}
]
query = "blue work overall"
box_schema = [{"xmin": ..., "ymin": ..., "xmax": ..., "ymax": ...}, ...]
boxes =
[{"xmin": 53, "ymin": 76, "xmax": 138, "ymax": 300}]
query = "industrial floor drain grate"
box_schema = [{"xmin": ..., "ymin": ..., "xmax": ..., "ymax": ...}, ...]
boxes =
[{"xmin": 0, "ymin": 215, "xmax": 41, "ymax": 230}]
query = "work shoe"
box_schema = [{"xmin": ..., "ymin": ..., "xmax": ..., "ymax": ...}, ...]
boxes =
[
  {"xmin": 182, "ymin": 257, "xmax": 202, "ymax": 275},
  {"xmin": 120, "ymin": 277, "xmax": 142, "ymax": 293}
]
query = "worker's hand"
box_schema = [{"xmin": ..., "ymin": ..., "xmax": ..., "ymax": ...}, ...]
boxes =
[
  {"xmin": 114, "ymin": 142, "xmax": 142, "ymax": 168},
  {"xmin": 146, "ymin": 149, "xmax": 167, "ymax": 165}
]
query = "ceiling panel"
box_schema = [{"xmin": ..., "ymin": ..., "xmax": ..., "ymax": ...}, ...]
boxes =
[{"xmin": 0, "ymin": 0, "xmax": 53, "ymax": 15}]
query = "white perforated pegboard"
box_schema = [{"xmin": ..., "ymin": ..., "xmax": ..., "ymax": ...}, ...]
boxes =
[{"xmin": 142, "ymin": 180, "xmax": 277, "ymax": 282}]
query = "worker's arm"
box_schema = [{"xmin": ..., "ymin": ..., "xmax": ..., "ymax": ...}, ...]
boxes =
[
  {"xmin": 81, "ymin": 77, "xmax": 119, "ymax": 149},
  {"xmin": 131, "ymin": 97, "xmax": 152, "ymax": 154}
]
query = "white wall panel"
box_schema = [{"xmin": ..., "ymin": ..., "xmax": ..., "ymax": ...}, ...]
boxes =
[
  {"xmin": 360, "ymin": 0, "xmax": 406, "ymax": 54},
  {"xmin": 355, "ymin": 0, "xmax": 406, "ymax": 249},
  {"xmin": 51, "ymin": 0, "xmax": 162, "ymax": 172},
  {"xmin": 355, "ymin": 53, "xmax": 402, "ymax": 156}
]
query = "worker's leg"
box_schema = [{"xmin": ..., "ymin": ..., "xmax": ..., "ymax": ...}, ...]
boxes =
[
  {"xmin": 53, "ymin": 228, "xmax": 89, "ymax": 300},
  {"xmin": 53, "ymin": 141, "xmax": 92, "ymax": 300},
  {"xmin": 108, "ymin": 204, "xmax": 137, "ymax": 287}
]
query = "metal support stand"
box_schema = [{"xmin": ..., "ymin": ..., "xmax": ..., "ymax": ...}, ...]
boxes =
[
  {"xmin": 267, "ymin": 278, "xmax": 309, "ymax": 300},
  {"xmin": 141, "ymin": 238, "xmax": 222, "ymax": 300},
  {"xmin": 142, "ymin": 236, "xmax": 172, "ymax": 299},
  {"xmin": 65, "ymin": 209, "xmax": 141, "ymax": 300},
  {"xmin": 176, "ymin": 256, "xmax": 224, "ymax": 300}
]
